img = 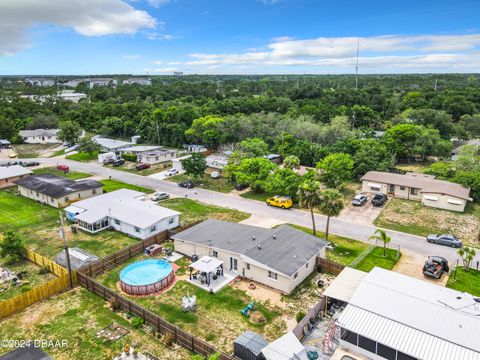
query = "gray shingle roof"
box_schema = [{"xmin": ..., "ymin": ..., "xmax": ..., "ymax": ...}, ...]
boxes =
[
  {"xmin": 171, "ymin": 219, "xmax": 328, "ymax": 276},
  {"xmin": 234, "ymin": 331, "xmax": 268, "ymax": 356},
  {"xmin": 15, "ymin": 174, "xmax": 103, "ymax": 198},
  {"xmin": 19, "ymin": 129, "xmax": 59, "ymax": 137}
]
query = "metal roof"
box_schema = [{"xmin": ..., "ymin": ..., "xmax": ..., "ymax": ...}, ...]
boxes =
[
  {"xmin": 121, "ymin": 145, "xmax": 163, "ymax": 153},
  {"xmin": 171, "ymin": 219, "xmax": 328, "ymax": 276},
  {"xmin": 234, "ymin": 331, "xmax": 268, "ymax": 356},
  {"xmin": 15, "ymin": 174, "xmax": 103, "ymax": 198},
  {"xmin": 322, "ymin": 267, "xmax": 367, "ymax": 303},
  {"xmin": 0, "ymin": 165, "xmax": 32, "ymax": 180},
  {"xmin": 54, "ymin": 247, "xmax": 99, "ymax": 270},
  {"xmin": 337, "ymin": 267, "xmax": 480, "ymax": 360},
  {"xmin": 93, "ymin": 136, "xmax": 133, "ymax": 150},
  {"xmin": 261, "ymin": 331, "xmax": 308, "ymax": 360}
]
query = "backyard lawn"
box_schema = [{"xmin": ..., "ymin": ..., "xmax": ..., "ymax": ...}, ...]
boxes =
[
  {"xmin": 96, "ymin": 254, "xmax": 285, "ymax": 353},
  {"xmin": 0, "ymin": 288, "xmax": 190, "ymax": 360},
  {"xmin": 0, "ymin": 189, "xmax": 137, "ymax": 259},
  {"xmin": 374, "ymin": 198, "xmax": 480, "ymax": 245},
  {"xmin": 447, "ymin": 268, "xmax": 480, "ymax": 296},
  {"xmin": 159, "ymin": 198, "xmax": 250, "ymax": 226},
  {"xmin": 66, "ymin": 151, "xmax": 99, "ymax": 162},
  {"xmin": 0, "ymin": 258, "xmax": 55, "ymax": 302},
  {"xmin": 100, "ymin": 179, "xmax": 155, "ymax": 194},
  {"xmin": 166, "ymin": 174, "xmax": 235, "ymax": 193},
  {"xmin": 33, "ymin": 167, "xmax": 92, "ymax": 180}
]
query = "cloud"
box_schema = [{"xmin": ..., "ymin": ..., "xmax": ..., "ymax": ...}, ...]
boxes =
[
  {"xmin": 147, "ymin": 0, "xmax": 170, "ymax": 7},
  {"xmin": 184, "ymin": 34, "xmax": 480, "ymax": 72},
  {"xmin": 0, "ymin": 0, "xmax": 156, "ymax": 56},
  {"xmin": 153, "ymin": 67, "xmax": 180, "ymax": 73},
  {"xmin": 145, "ymin": 31, "xmax": 179, "ymax": 40},
  {"xmin": 123, "ymin": 54, "xmax": 141, "ymax": 60}
]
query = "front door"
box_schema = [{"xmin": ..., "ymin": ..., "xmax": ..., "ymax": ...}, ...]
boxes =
[
  {"xmin": 230, "ymin": 257, "xmax": 238, "ymax": 271},
  {"xmin": 388, "ymin": 184, "xmax": 395, "ymax": 194}
]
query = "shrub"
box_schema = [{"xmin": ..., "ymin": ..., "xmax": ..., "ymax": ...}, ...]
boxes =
[
  {"xmin": 20, "ymin": 285, "xmax": 32, "ymax": 293},
  {"xmin": 122, "ymin": 153, "xmax": 137, "ymax": 162},
  {"xmin": 38, "ymin": 266, "xmax": 50, "ymax": 275},
  {"xmin": 296, "ymin": 311, "xmax": 306, "ymax": 323},
  {"xmin": 131, "ymin": 316, "xmax": 144, "ymax": 329},
  {"xmin": 205, "ymin": 333, "xmax": 217, "ymax": 342}
]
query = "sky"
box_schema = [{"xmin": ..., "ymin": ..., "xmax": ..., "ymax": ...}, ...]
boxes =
[{"xmin": 0, "ymin": 0, "xmax": 480, "ymax": 75}]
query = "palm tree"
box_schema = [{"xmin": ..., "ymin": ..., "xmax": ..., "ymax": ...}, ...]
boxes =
[
  {"xmin": 369, "ymin": 229, "xmax": 391, "ymax": 257},
  {"xmin": 458, "ymin": 246, "xmax": 476, "ymax": 270},
  {"xmin": 297, "ymin": 179, "xmax": 323, "ymax": 236},
  {"xmin": 318, "ymin": 188, "xmax": 344, "ymax": 242}
]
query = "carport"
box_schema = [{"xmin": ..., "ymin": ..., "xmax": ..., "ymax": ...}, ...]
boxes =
[{"xmin": 322, "ymin": 267, "xmax": 367, "ymax": 305}]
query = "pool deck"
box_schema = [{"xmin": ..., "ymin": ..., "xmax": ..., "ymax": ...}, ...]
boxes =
[{"xmin": 186, "ymin": 270, "xmax": 238, "ymax": 293}]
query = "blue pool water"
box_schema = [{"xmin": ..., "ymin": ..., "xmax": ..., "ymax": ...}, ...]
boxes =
[{"xmin": 120, "ymin": 259, "xmax": 173, "ymax": 286}]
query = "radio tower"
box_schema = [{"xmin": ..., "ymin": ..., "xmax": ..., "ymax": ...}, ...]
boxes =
[{"xmin": 355, "ymin": 36, "xmax": 360, "ymax": 91}]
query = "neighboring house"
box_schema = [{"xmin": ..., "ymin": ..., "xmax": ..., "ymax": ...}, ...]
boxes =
[
  {"xmin": 25, "ymin": 77, "xmax": 55, "ymax": 87},
  {"xmin": 64, "ymin": 78, "xmax": 86, "ymax": 87},
  {"xmin": 15, "ymin": 174, "xmax": 103, "ymax": 208},
  {"xmin": 54, "ymin": 247, "xmax": 99, "ymax": 270},
  {"xmin": 264, "ymin": 154, "xmax": 282, "ymax": 164},
  {"xmin": 361, "ymin": 171, "xmax": 472, "ymax": 212},
  {"xmin": 205, "ymin": 154, "xmax": 229, "ymax": 171},
  {"xmin": 171, "ymin": 155, "xmax": 191, "ymax": 172},
  {"xmin": 123, "ymin": 77, "xmax": 152, "ymax": 85},
  {"xmin": 451, "ymin": 139, "xmax": 480, "ymax": 160},
  {"xmin": 120, "ymin": 145, "xmax": 163, "ymax": 156},
  {"xmin": 93, "ymin": 136, "xmax": 134, "ymax": 153},
  {"xmin": 57, "ymin": 90, "xmax": 87, "ymax": 103},
  {"xmin": 0, "ymin": 165, "xmax": 32, "ymax": 189},
  {"xmin": 172, "ymin": 219, "xmax": 328, "ymax": 294},
  {"xmin": 183, "ymin": 144, "xmax": 208, "ymax": 153},
  {"xmin": 19, "ymin": 129, "xmax": 60, "ymax": 144},
  {"xmin": 0, "ymin": 139, "xmax": 11, "ymax": 149},
  {"xmin": 137, "ymin": 149, "xmax": 177, "ymax": 165},
  {"xmin": 64, "ymin": 189, "xmax": 180, "ymax": 240},
  {"xmin": 88, "ymin": 78, "xmax": 117, "ymax": 88},
  {"xmin": 323, "ymin": 267, "xmax": 480, "ymax": 360}
]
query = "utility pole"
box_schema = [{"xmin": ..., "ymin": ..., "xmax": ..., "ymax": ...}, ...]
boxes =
[
  {"xmin": 355, "ymin": 36, "xmax": 360, "ymax": 91},
  {"xmin": 434, "ymin": 78, "xmax": 437, "ymax": 92},
  {"xmin": 59, "ymin": 212, "xmax": 74, "ymax": 289}
]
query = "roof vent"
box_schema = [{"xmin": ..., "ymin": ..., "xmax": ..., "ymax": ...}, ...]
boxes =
[
  {"xmin": 257, "ymin": 244, "xmax": 262, "ymax": 250},
  {"xmin": 272, "ymin": 234, "xmax": 277, "ymax": 239},
  {"xmin": 252, "ymin": 236, "xmax": 256, "ymax": 241}
]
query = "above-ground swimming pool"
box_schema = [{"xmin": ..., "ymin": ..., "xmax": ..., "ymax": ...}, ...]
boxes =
[{"xmin": 119, "ymin": 259, "xmax": 174, "ymax": 295}]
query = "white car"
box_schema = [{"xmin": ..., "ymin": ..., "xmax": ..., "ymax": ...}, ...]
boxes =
[
  {"xmin": 151, "ymin": 192, "xmax": 170, "ymax": 201},
  {"xmin": 210, "ymin": 171, "xmax": 220, "ymax": 179},
  {"xmin": 165, "ymin": 168, "xmax": 179, "ymax": 176}
]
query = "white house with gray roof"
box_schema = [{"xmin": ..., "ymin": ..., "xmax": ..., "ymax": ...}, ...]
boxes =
[
  {"xmin": 19, "ymin": 129, "xmax": 60, "ymax": 144},
  {"xmin": 171, "ymin": 219, "xmax": 328, "ymax": 294}
]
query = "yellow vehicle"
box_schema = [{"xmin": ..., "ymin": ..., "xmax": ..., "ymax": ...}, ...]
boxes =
[
  {"xmin": 266, "ymin": 195, "xmax": 293, "ymax": 209},
  {"xmin": 8, "ymin": 151, "xmax": 17, "ymax": 158}
]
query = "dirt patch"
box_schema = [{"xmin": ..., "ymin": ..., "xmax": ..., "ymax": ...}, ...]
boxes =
[
  {"xmin": 233, "ymin": 279, "xmax": 285, "ymax": 308},
  {"xmin": 392, "ymin": 250, "xmax": 448, "ymax": 286}
]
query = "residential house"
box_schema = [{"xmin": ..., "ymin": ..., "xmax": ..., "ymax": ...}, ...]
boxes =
[
  {"xmin": 19, "ymin": 129, "xmax": 60, "ymax": 144},
  {"xmin": 0, "ymin": 165, "xmax": 32, "ymax": 189},
  {"xmin": 123, "ymin": 77, "xmax": 152, "ymax": 85},
  {"xmin": 360, "ymin": 171, "xmax": 472, "ymax": 212},
  {"xmin": 15, "ymin": 174, "xmax": 103, "ymax": 208},
  {"xmin": 64, "ymin": 78, "xmax": 86, "ymax": 88},
  {"xmin": 64, "ymin": 189, "xmax": 180, "ymax": 239},
  {"xmin": 57, "ymin": 90, "xmax": 87, "ymax": 103},
  {"xmin": 264, "ymin": 154, "xmax": 282, "ymax": 164},
  {"xmin": 88, "ymin": 78, "xmax": 117, "ymax": 88},
  {"xmin": 137, "ymin": 149, "xmax": 177, "ymax": 165},
  {"xmin": 323, "ymin": 267, "xmax": 480, "ymax": 360},
  {"xmin": 205, "ymin": 154, "xmax": 229, "ymax": 171},
  {"xmin": 93, "ymin": 136, "xmax": 134, "ymax": 154},
  {"xmin": 172, "ymin": 219, "xmax": 328, "ymax": 294},
  {"xmin": 0, "ymin": 139, "xmax": 11, "ymax": 149},
  {"xmin": 183, "ymin": 144, "xmax": 208, "ymax": 153},
  {"xmin": 120, "ymin": 145, "xmax": 163, "ymax": 156},
  {"xmin": 25, "ymin": 77, "xmax": 55, "ymax": 87}
]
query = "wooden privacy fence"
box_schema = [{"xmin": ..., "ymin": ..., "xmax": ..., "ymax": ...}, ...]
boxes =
[
  {"xmin": 0, "ymin": 249, "xmax": 76, "ymax": 319},
  {"xmin": 292, "ymin": 296, "xmax": 326, "ymax": 340},
  {"xmin": 77, "ymin": 273, "xmax": 233, "ymax": 360},
  {"xmin": 316, "ymin": 257, "xmax": 345, "ymax": 276}
]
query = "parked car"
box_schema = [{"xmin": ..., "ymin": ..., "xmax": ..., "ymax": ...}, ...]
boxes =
[
  {"xmin": 103, "ymin": 158, "xmax": 115, "ymax": 165},
  {"xmin": 371, "ymin": 193, "xmax": 388, "ymax": 207},
  {"xmin": 8, "ymin": 151, "xmax": 17, "ymax": 158},
  {"xmin": 112, "ymin": 159, "xmax": 125, "ymax": 167},
  {"xmin": 57, "ymin": 164, "xmax": 69, "ymax": 172},
  {"xmin": 136, "ymin": 163, "xmax": 151, "ymax": 171},
  {"xmin": 352, "ymin": 194, "xmax": 368, "ymax": 206},
  {"xmin": 235, "ymin": 183, "xmax": 248, "ymax": 191},
  {"xmin": 266, "ymin": 195, "xmax": 293, "ymax": 209},
  {"xmin": 151, "ymin": 192, "xmax": 170, "ymax": 201},
  {"xmin": 178, "ymin": 180, "xmax": 195, "ymax": 189},
  {"xmin": 210, "ymin": 171, "xmax": 220, "ymax": 179},
  {"xmin": 24, "ymin": 161, "xmax": 40, "ymax": 167},
  {"xmin": 165, "ymin": 168, "xmax": 179, "ymax": 176},
  {"xmin": 423, "ymin": 256, "xmax": 449, "ymax": 279},
  {"xmin": 426, "ymin": 234, "xmax": 462, "ymax": 248}
]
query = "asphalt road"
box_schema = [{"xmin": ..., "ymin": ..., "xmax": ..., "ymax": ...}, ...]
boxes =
[{"xmin": 35, "ymin": 158, "xmax": 470, "ymax": 265}]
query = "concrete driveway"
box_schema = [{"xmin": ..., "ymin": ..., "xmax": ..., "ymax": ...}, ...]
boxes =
[
  {"xmin": 339, "ymin": 193, "xmax": 384, "ymax": 225},
  {"xmin": 392, "ymin": 250, "xmax": 449, "ymax": 286}
]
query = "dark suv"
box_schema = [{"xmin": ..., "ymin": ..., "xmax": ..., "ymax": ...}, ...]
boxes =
[
  {"xmin": 423, "ymin": 256, "xmax": 449, "ymax": 279},
  {"xmin": 178, "ymin": 180, "xmax": 195, "ymax": 189},
  {"xmin": 112, "ymin": 159, "xmax": 125, "ymax": 167},
  {"xmin": 371, "ymin": 193, "xmax": 388, "ymax": 207}
]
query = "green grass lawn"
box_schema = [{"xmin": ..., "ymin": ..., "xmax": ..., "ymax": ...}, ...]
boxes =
[
  {"xmin": 96, "ymin": 254, "xmax": 283, "ymax": 353},
  {"xmin": 100, "ymin": 179, "xmax": 155, "ymax": 194},
  {"xmin": 33, "ymin": 167, "xmax": 92, "ymax": 180},
  {"xmin": 165, "ymin": 174, "xmax": 235, "ymax": 193},
  {"xmin": 0, "ymin": 188, "xmax": 137, "ymax": 259},
  {"xmin": 352, "ymin": 247, "xmax": 400, "ymax": 272},
  {"xmin": 240, "ymin": 190, "xmax": 272, "ymax": 202},
  {"xmin": 159, "ymin": 198, "xmax": 249, "ymax": 226},
  {"xmin": 447, "ymin": 268, "xmax": 480, "ymax": 296},
  {"xmin": 0, "ymin": 288, "xmax": 190, "ymax": 360},
  {"xmin": 0, "ymin": 258, "xmax": 55, "ymax": 302},
  {"xmin": 106, "ymin": 162, "xmax": 172, "ymax": 176},
  {"xmin": 49, "ymin": 149, "xmax": 67, "ymax": 157},
  {"xmin": 66, "ymin": 151, "xmax": 99, "ymax": 162}
]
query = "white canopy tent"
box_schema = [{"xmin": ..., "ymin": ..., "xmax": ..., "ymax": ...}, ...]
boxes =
[{"xmin": 189, "ymin": 256, "xmax": 224, "ymax": 286}]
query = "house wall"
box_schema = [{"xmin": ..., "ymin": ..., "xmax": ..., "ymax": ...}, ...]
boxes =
[
  {"xmin": 110, "ymin": 214, "xmax": 179, "ymax": 240},
  {"xmin": 138, "ymin": 152, "xmax": 176, "ymax": 164},
  {"xmin": 22, "ymin": 135, "xmax": 59, "ymax": 144},
  {"xmin": 18, "ymin": 185, "xmax": 102, "ymax": 208},
  {"xmin": 0, "ymin": 175, "xmax": 29, "ymax": 189},
  {"xmin": 421, "ymin": 193, "xmax": 466, "ymax": 212},
  {"xmin": 361, "ymin": 182, "xmax": 422, "ymax": 201}
]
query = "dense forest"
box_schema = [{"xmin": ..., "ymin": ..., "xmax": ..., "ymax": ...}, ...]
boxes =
[{"xmin": 1, "ymin": 74, "xmax": 479, "ymax": 198}]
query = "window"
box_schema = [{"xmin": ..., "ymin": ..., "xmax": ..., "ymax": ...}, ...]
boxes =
[
  {"xmin": 50, "ymin": 197, "xmax": 54, "ymax": 203},
  {"xmin": 340, "ymin": 329, "xmax": 358, "ymax": 346},
  {"xmin": 377, "ymin": 344, "xmax": 396, "ymax": 360},
  {"xmin": 114, "ymin": 219, "xmax": 120, "ymax": 225},
  {"xmin": 92, "ymin": 189, "xmax": 97, "ymax": 195},
  {"xmin": 212, "ymin": 251, "xmax": 218, "ymax": 258},
  {"xmin": 168, "ymin": 218, "xmax": 174, "ymax": 224},
  {"xmin": 134, "ymin": 227, "xmax": 140, "ymax": 233},
  {"xmin": 306, "ymin": 262, "xmax": 308, "ymax": 269},
  {"xmin": 268, "ymin": 271, "xmax": 277, "ymax": 280},
  {"xmin": 246, "ymin": 263, "xmax": 250, "ymax": 270},
  {"xmin": 78, "ymin": 193, "xmax": 81, "ymax": 198},
  {"xmin": 64, "ymin": 196, "xmax": 69, "ymax": 202},
  {"xmin": 397, "ymin": 352, "xmax": 417, "ymax": 360},
  {"xmin": 150, "ymin": 225, "xmax": 157, "ymax": 233},
  {"xmin": 294, "ymin": 273, "xmax": 298, "ymax": 279},
  {"xmin": 410, "ymin": 188, "xmax": 418, "ymax": 195},
  {"xmin": 400, "ymin": 186, "xmax": 406, "ymax": 190},
  {"xmin": 358, "ymin": 336, "xmax": 376, "ymax": 354}
]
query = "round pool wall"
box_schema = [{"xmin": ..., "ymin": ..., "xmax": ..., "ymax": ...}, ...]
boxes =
[{"xmin": 119, "ymin": 259, "xmax": 174, "ymax": 295}]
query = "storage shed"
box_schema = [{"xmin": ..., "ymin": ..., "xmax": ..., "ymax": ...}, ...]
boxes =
[
  {"xmin": 234, "ymin": 331, "xmax": 268, "ymax": 360},
  {"xmin": 55, "ymin": 247, "xmax": 99, "ymax": 270}
]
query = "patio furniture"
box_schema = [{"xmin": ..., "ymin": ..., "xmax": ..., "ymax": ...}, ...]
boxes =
[{"xmin": 165, "ymin": 248, "xmax": 173, "ymax": 257}]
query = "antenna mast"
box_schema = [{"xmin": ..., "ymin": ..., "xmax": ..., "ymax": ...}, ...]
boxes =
[{"xmin": 355, "ymin": 36, "xmax": 360, "ymax": 91}]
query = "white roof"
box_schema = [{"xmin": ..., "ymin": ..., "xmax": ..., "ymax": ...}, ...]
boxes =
[
  {"xmin": 337, "ymin": 267, "xmax": 480, "ymax": 360},
  {"xmin": 93, "ymin": 136, "xmax": 133, "ymax": 150},
  {"xmin": 0, "ymin": 165, "xmax": 32, "ymax": 180},
  {"xmin": 69, "ymin": 189, "xmax": 180, "ymax": 228},
  {"xmin": 121, "ymin": 145, "xmax": 162, "ymax": 153},
  {"xmin": 261, "ymin": 332, "xmax": 308, "ymax": 360},
  {"xmin": 190, "ymin": 256, "xmax": 223, "ymax": 273},
  {"xmin": 322, "ymin": 267, "xmax": 367, "ymax": 303}
]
